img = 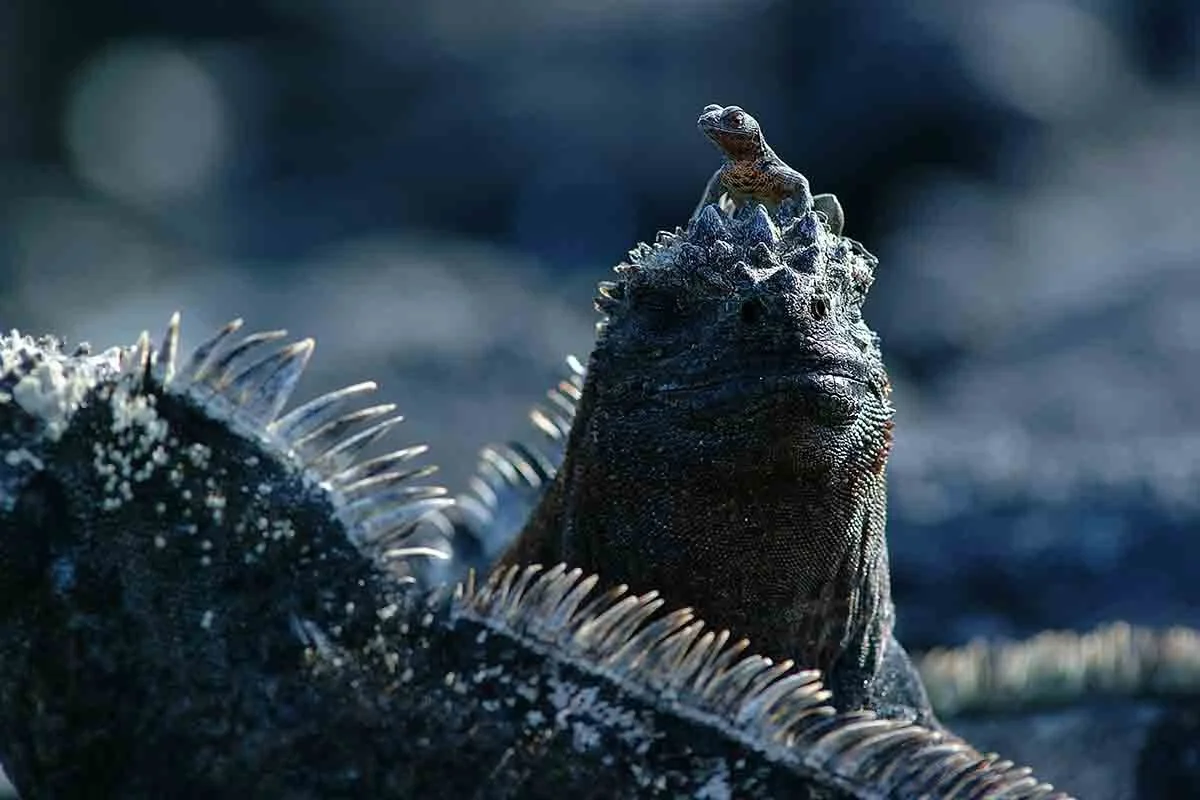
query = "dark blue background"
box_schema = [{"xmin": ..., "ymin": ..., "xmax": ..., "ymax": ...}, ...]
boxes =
[{"xmin": 2, "ymin": 0, "xmax": 1198, "ymax": 654}]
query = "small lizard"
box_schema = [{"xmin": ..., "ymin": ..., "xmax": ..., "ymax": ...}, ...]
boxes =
[{"xmin": 693, "ymin": 103, "xmax": 845, "ymax": 235}]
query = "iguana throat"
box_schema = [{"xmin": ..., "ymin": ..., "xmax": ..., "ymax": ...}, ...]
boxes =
[{"xmin": 521, "ymin": 369, "xmax": 894, "ymax": 676}]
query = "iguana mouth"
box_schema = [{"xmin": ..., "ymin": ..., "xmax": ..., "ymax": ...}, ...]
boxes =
[
  {"xmin": 658, "ymin": 371, "xmax": 865, "ymax": 396},
  {"xmin": 648, "ymin": 357, "xmax": 870, "ymax": 426},
  {"xmin": 656, "ymin": 353, "xmax": 870, "ymax": 394}
]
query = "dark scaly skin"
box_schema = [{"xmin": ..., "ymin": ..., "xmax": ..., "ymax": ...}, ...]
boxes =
[
  {"xmin": 4, "ymin": 105, "xmax": 1193, "ymax": 799},
  {"xmin": 692, "ymin": 104, "xmax": 844, "ymax": 236},
  {"xmin": 0, "ymin": 323, "xmax": 1073, "ymax": 799},
  {"xmin": 503, "ymin": 184, "xmax": 935, "ymax": 725}
]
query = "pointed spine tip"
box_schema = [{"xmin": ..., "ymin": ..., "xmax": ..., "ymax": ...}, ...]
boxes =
[
  {"xmin": 125, "ymin": 330, "xmax": 152, "ymax": 380},
  {"xmin": 690, "ymin": 204, "xmax": 728, "ymax": 246},
  {"xmin": 185, "ymin": 317, "xmax": 247, "ymax": 383},
  {"xmin": 745, "ymin": 204, "xmax": 779, "ymax": 247},
  {"xmin": 595, "ymin": 280, "xmax": 626, "ymax": 314},
  {"xmin": 749, "ymin": 240, "xmax": 777, "ymax": 266},
  {"xmin": 153, "ymin": 311, "xmax": 182, "ymax": 385}
]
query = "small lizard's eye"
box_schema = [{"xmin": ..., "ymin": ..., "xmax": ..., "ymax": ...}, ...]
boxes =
[{"xmin": 726, "ymin": 111, "xmax": 745, "ymax": 128}]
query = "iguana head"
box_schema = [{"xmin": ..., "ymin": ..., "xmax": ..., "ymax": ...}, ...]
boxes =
[
  {"xmin": 698, "ymin": 103, "xmax": 768, "ymax": 162},
  {"xmin": 593, "ymin": 199, "xmax": 890, "ymax": 473}
]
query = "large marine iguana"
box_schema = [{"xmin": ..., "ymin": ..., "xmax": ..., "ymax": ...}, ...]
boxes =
[
  {"xmin": 501, "ymin": 201, "xmax": 932, "ymax": 725},
  {"xmin": 0, "ymin": 317, "xmax": 1070, "ymax": 798},
  {"xmin": 503, "ymin": 102, "xmax": 928, "ymax": 725}
]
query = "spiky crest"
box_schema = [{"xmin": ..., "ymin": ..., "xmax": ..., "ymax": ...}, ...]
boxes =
[
  {"xmin": 457, "ymin": 564, "xmax": 1074, "ymax": 800},
  {"xmin": 598, "ymin": 197, "xmax": 876, "ymax": 326},
  {"xmin": 920, "ymin": 622, "xmax": 1200, "ymax": 716},
  {"xmin": 126, "ymin": 313, "xmax": 452, "ymax": 569},
  {"xmin": 420, "ymin": 355, "xmax": 588, "ymax": 585}
]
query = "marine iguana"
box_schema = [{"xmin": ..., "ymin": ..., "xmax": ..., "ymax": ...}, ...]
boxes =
[
  {"xmin": 504, "ymin": 109, "xmax": 931, "ymax": 724},
  {"xmin": 0, "ymin": 317, "xmax": 1072, "ymax": 798}
]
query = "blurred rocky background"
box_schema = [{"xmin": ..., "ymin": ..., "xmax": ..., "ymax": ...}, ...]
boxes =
[{"xmin": 0, "ymin": 1, "xmax": 1198, "ymax": 792}]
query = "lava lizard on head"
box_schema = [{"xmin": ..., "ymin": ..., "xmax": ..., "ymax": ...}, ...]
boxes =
[{"xmin": 693, "ymin": 102, "xmax": 845, "ymax": 236}]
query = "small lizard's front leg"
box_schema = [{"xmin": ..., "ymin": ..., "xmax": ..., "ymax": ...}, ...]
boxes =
[{"xmin": 689, "ymin": 169, "xmax": 726, "ymax": 225}]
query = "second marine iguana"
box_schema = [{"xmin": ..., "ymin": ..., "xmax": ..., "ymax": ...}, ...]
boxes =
[{"xmin": 502, "ymin": 166, "xmax": 934, "ymax": 722}]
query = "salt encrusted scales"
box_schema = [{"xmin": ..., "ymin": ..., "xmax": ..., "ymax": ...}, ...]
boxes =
[
  {"xmin": 0, "ymin": 330, "xmax": 122, "ymax": 441},
  {"xmin": 458, "ymin": 564, "xmax": 1071, "ymax": 800}
]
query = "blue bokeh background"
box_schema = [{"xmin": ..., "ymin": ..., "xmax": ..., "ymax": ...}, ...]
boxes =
[{"xmin": 2, "ymin": 0, "xmax": 1199, "ymax": 655}]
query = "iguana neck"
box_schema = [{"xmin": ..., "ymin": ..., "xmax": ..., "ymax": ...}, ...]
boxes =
[{"xmin": 512, "ymin": 359, "xmax": 896, "ymax": 698}]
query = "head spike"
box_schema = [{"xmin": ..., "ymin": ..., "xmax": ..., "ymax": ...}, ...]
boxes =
[
  {"xmin": 152, "ymin": 312, "xmax": 181, "ymax": 385},
  {"xmin": 596, "ymin": 280, "xmax": 624, "ymax": 301},
  {"xmin": 749, "ymin": 241, "xmax": 779, "ymax": 267},
  {"xmin": 594, "ymin": 280, "xmax": 626, "ymax": 315},
  {"xmin": 744, "ymin": 204, "xmax": 779, "ymax": 247},
  {"xmin": 689, "ymin": 204, "xmax": 728, "ymax": 246},
  {"xmin": 792, "ymin": 212, "xmax": 820, "ymax": 245}
]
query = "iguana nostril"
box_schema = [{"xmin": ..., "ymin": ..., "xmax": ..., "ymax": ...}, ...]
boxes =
[{"xmin": 739, "ymin": 298, "xmax": 764, "ymax": 325}]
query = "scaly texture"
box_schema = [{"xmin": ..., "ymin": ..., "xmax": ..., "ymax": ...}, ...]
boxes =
[
  {"xmin": 504, "ymin": 166, "xmax": 930, "ymax": 723},
  {"xmin": 0, "ymin": 318, "xmax": 1075, "ymax": 798}
]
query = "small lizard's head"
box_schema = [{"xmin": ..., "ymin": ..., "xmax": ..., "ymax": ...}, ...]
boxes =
[
  {"xmin": 590, "ymin": 200, "xmax": 890, "ymax": 473},
  {"xmin": 698, "ymin": 104, "xmax": 766, "ymax": 161}
]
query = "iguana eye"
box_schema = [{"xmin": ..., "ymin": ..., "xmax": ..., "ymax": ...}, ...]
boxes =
[{"xmin": 726, "ymin": 111, "xmax": 745, "ymax": 128}]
